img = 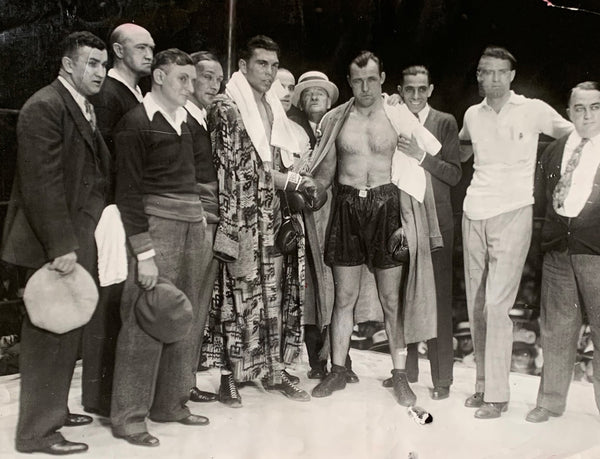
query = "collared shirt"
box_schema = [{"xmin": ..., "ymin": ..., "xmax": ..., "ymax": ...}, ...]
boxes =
[
  {"xmin": 308, "ymin": 120, "xmax": 318, "ymax": 135},
  {"xmin": 142, "ymin": 92, "xmax": 187, "ymax": 136},
  {"xmin": 415, "ymin": 104, "xmax": 430, "ymax": 125},
  {"xmin": 557, "ymin": 132, "xmax": 600, "ymax": 217},
  {"xmin": 58, "ymin": 76, "xmax": 93, "ymax": 124},
  {"xmin": 459, "ymin": 90, "xmax": 573, "ymax": 220},
  {"xmin": 107, "ymin": 68, "xmax": 143, "ymax": 102},
  {"xmin": 185, "ymin": 100, "xmax": 207, "ymax": 129}
]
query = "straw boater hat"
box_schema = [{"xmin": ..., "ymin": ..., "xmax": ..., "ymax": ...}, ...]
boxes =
[{"xmin": 292, "ymin": 71, "xmax": 339, "ymax": 106}]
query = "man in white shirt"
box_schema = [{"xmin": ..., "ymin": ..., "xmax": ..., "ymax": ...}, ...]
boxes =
[
  {"xmin": 527, "ymin": 81, "xmax": 600, "ymax": 423},
  {"xmin": 459, "ymin": 46, "xmax": 573, "ymax": 419}
]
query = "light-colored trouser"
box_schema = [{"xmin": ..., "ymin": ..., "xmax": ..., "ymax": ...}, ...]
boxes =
[{"xmin": 462, "ymin": 205, "xmax": 532, "ymax": 403}]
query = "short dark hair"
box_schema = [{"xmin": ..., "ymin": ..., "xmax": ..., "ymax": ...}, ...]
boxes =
[
  {"xmin": 151, "ymin": 48, "xmax": 194, "ymax": 73},
  {"xmin": 568, "ymin": 81, "xmax": 600, "ymax": 105},
  {"xmin": 190, "ymin": 51, "xmax": 220, "ymax": 67},
  {"xmin": 479, "ymin": 46, "xmax": 517, "ymax": 70},
  {"xmin": 401, "ymin": 65, "xmax": 431, "ymax": 85},
  {"xmin": 60, "ymin": 31, "xmax": 106, "ymax": 60},
  {"xmin": 238, "ymin": 35, "xmax": 279, "ymax": 62},
  {"xmin": 348, "ymin": 51, "xmax": 383, "ymax": 75}
]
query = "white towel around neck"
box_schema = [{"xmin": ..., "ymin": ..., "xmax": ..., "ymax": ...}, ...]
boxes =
[{"xmin": 226, "ymin": 71, "xmax": 298, "ymax": 167}]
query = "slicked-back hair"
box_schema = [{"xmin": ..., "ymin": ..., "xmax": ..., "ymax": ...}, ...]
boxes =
[
  {"xmin": 402, "ymin": 65, "xmax": 431, "ymax": 85},
  {"xmin": 60, "ymin": 31, "xmax": 106, "ymax": 60},
  {"xmin": 190, "ymin": 51, "xmax": 220, "ymax": 67},
  {"xmin": 480, "ymin": 46, "xmax": 517, "ymax": 70},
  {"xmin": 238, "ymin": 35, "xmax": 279, "ymax": 62},
  {"xmin": 348, "ymin": 51, "xmax": 383, "ymax": 75},
  {"xmin": 151, "ymin": 48, "xmax": 194, "ymax": 73},
  {"xmin": 568, "ymin": 81, "xmax": 600, "ymax": 105}
]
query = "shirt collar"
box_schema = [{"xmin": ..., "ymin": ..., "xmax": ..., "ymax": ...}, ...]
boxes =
[
  {"xmin": 416, "ymin": 104, "xmax": 430, "ymax": 124},
  {"xmin": 143, "ymin": 92, "xmax": 188, "ymax": 135},
  {"xmin": 58, "ymin": 76, "xmax": 88, "ymax": 116},
  {"xmin": 481, "ymin": 90, "xmax": 527, "ymax": 111},
  {"xmin": 567, "ymin": 129, "xmax": 600, "ymax": 148},
  {"xmin": 185, "ymin": 100, "xmax": 207, "ymax": 129},
  {"xmin": 108, "ymin": 68, "xmax": 144, "ymax": 102}
]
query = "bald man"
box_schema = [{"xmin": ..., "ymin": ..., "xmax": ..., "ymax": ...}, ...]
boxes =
[{"xmin": 86, "ymin": 23, "xmax": 154, "ymax": 417}]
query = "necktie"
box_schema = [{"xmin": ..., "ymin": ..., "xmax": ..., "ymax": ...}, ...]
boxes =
[
  {"xmin": 552, "ymin": 137, "xmax": 590, "ymax": 212},
  {"xmin": 84, "ymin": 99, "xmax": 97, "ymax": 132}
]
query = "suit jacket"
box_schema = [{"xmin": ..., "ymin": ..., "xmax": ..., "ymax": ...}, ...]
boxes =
[
  {"xmin": 535, "ymin": 135, "xmax": 600, "ymax": 255},
  {"xmin": 1, "ymin": 79, "xmax": 111, "ymax": 269},
  {"xmin": 288, "ymin": 105, "xmax": 317, "ymax": 148},
  {"xmin": 422, "ymin": 107, "xmax": 462, "ymax": 233},
  {"xmin": 89, "ymin": 75, "xmax": 140, "ymax": 157}
]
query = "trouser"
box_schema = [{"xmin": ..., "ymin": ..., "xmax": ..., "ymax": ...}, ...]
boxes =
[
  {"xmin": 536, "ymin": 250, "xmax": 600, "ymax": 414},
  {"xmin": 462, "ymin": 205, "xmax": 532, "ymax": 403},
  {"xmin": 191, "ymin": 223, "xmax": 219, "ymax": 381},
  {"xmin": 81, "ymin": 281, "xmax": 123, "ymax": 414},
  {"xmin": 16, "ymin": 212, "xmax": 98, "ymax": 452},
  {"xmin": 111, "ymin": 216, "xmax": 204, "ymax": 436},
  {"xmin": 407, "ymin": 226, "xmax": 454, "ymax": 387}
]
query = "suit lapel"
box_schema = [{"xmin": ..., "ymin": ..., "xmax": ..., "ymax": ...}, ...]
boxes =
[{"xmin": 52, "ymin": 79, "xmax": 96, "ymax": 152}]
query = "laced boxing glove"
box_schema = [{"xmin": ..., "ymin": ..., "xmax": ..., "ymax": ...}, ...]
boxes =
[
  {"xmin": 387, "ymin": 227, "xmax": 409, "ymax": 263},
  {"xmin": 304, "ymin": 188, "xmax": 328, "ymax": 211},
  {"xmin": 285, "ymin": 191, "xmax": 307, "ymax": 213}
]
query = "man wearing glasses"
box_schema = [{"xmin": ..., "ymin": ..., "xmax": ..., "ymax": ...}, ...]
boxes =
[{"xmin": 459, "ymin": 46, "xmax": 572, "ymax": 419}]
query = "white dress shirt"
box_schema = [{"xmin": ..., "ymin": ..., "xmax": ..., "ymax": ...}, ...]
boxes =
[
  {"xmin": 185, "ymin": 100, "xmax": 207, "ymax": 129},
  {"xmin": 58, "ymin": 76, "xmax": 93, "ymax": 123},
  {"xmin": 143, "ymin": 92, "xmax": 187, "ymax": 136},
  {"xmin": 557, "ymin": 132, "xmax": 600, "ymax": 217},
  {"xmin": 459, "ymin": 91, "xmax": 573, "ymax": 220}
]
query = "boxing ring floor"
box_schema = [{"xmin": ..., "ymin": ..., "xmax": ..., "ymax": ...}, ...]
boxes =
[{"xmin": 0, "ymin": 348, "xmax": 598, "ymax": 459}]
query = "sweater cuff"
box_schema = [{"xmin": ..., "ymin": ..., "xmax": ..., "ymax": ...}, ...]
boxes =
[{"xmin": 128, "ymin": 232, "xmax": 154, "ymax": 256}]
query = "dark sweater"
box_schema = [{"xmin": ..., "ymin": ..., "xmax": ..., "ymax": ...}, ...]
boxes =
[
  {"xmin": 535, "ymin": 135, "xmax": 600, "ymax": 255},
  {"xmin": 114, "ymin": 103, "xmax": 200, "ymax": 253}
]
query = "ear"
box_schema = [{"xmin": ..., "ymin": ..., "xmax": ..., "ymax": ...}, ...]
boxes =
[
  {"xmin": 239, "ymin": 59, "xmax": 247, "ymax": 74},
  {"xmin": 509, "ymin": 70, "xmax": 516, "ymax": 83},
  {"xmin": 152, "ymin": 67, "xmax": 165, "ymax": 85},
  {"xmin": 397, "ymin": 84, "xmax": 402, "ymax": 94},
  {"xmin": 427, "ymin": 84, "xmax": 434, "ymax": 97},
  {"xmin": 380, "ymin": 71, "xmax": 386, "ymax": 85},
  {"xmin": 112, "ymin": 42, "xmax": 124, "ymax": 59},
  {"xmin": 566, "ymin": 107, "xmax": 573, "ymax": 123},
  {"xmin": 61, "ymin": 56, "xmax": 74, "ymax": 74}
]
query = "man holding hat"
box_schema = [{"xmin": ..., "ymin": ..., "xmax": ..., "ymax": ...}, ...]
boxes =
[
  {"xmin": 111, "ymin": 48, "xmax": 209, "ymax": 447},
  {"xmin": 1, "ymin": 31, "xmax": 110, "ymax": 455}
]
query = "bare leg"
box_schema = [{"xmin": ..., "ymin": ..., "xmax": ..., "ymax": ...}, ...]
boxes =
[
  {"xmin": 374, "ymin": 265, "xmax": 405, "ymax": 369},
  {"xmin": 330, "ymin": 265, "xmax": 363, "ymax": 366}
]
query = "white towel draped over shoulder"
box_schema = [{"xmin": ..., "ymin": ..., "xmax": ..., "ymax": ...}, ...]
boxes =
[
  {"xmin": 94, "ymin": 205, "xmax": 127, "ymax": 287},
  {"xmin": 226, "ymin": 71, "xmax": 299, "ymax": 167},
  {"xmin": 382, "ymin": 95, "xmax": 441, "ymax": 202}
]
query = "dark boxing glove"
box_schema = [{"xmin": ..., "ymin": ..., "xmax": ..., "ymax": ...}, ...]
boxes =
[
  {"xmin": 285, "ymin": 191, "xmax": 307, "ymax": 213},
  {"xmin": 387, "ymin": 227, "xmax": 409, "ymax": 263},
  {"xmin": 304, "ymin": 188, "xmax": 328, "ymax": 211}
]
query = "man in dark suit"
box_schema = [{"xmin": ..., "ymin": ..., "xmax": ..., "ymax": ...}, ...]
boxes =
[
  {"xmin": 1, "ymin": 31, "xmax": 110, "ymax": 455},
  {"xmin": 84, "ymin": 23, "xmax": 154, "ymax": 418},
  {"xmin": 526, "ymin": 81, "xmax": 600, "ymax": 423},
  {"xmin": 382, "ymin": 65, "xmax": 461, "ymax": 400}
]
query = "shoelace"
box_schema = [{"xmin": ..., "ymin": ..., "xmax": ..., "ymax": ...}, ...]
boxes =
[
  {"xmin": 281, "ymin": 372, "xmax": 303, "ymax": 393},
  {"xmin": 227, "ymin": 375, "xmax": 240, "ymax": 399}
]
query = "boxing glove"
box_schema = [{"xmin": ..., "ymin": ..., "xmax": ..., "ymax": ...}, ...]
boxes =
[{"xmin": 387, "ymin": 227, "xmax": 409, "ymax": 263}]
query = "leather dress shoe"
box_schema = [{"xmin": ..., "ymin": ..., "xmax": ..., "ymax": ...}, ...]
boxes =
[
  {"xmin": 307, "ymin": 367, "xmax": 327, "ymax": 380},
  {"xmin": 283, "ymin": 369, "xmax": 300, "ymax": 385},
  {"xmin": 431, "ymin": 386, "xmax": 450, "ymax": 400},
  {"xmin": 23, "ymin": 440, "xmax": 89, "ymax": 455},
  {"xmin": 526, "ymin": 406, "xmax": 561, "ymax": 423},
  {"xmin": 190, "ymin": 387, "xmax": 218, "ymax": 403},
  {"xmin": 118, "ymin": 432, "xmax": 160, "ymax": 447},
  {"xmin": 345, "ymin": 368, "xmax": 359, "ymax": 384},
  {"xmin": 312, "ymin": 365, "xmax": 347, "ymax": 398},
  {"xmin": 474, "ymin": 402, "xmax": 508, "ymax": 419},
  {"xmin": 382, "ymin": 377, "xmax": 393, "ymax": 388},
  {"xmin": 174, "ymin": 414, "xmax": 210, "ymax": 426},
  {"xmin": 64, "ymin": 413, "xmax": 93, "ymax": 427},
  {"xmin": 464, "ymin": 392, "xmax": 484, "ymax": 408}
]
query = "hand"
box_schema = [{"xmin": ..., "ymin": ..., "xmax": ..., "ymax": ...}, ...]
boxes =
[
  {"xmin": 49, "ymin": 252, "xmax": 77, "ymax": 275},
  {"xmin": 298, "ymin": 176, "xmax": 319, "ymax": 199},
  {"xmin": 386, "ymin": 93, "xmax": 403, "ymax": 106},
  {"xmin": 137, "ymin": 257, "xmax": 159, "ymax": 290},
  {"xmin": 397, "ymin": 134, "xmax": 425, "ymax": 162}
]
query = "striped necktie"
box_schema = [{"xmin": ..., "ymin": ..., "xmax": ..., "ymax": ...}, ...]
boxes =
[
  {"xmin": 552, "ymin": 137, "xmax": 590, "ymax": 212},
  {"xmin": 84, "ymin": 99, "xmax": 97, "ymax": 132}
]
